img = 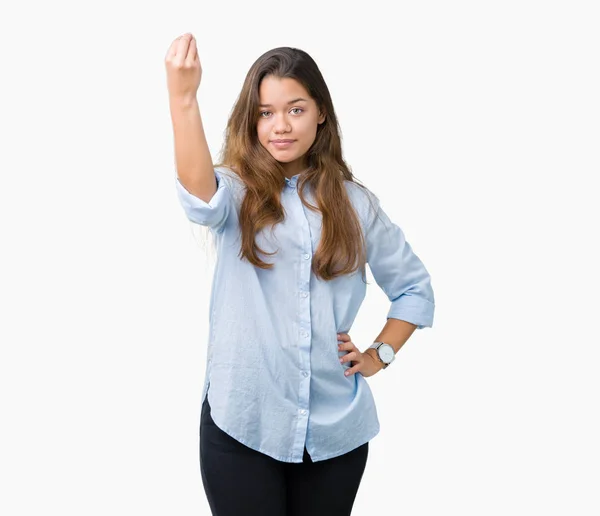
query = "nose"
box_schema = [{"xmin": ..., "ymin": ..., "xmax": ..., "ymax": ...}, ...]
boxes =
[{"xmin": 273, "ymin": 115, "xmax": 291, "ymax": 134}]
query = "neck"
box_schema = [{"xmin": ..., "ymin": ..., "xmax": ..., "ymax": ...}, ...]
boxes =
[{"xmin": 283, "ymin": 164, "xmax": 310, "ymax": 180}]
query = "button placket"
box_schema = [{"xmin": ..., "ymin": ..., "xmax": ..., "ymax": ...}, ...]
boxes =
[{"xmin": 290, "ymin": 179, "xmax": 314, "ymax": 459}]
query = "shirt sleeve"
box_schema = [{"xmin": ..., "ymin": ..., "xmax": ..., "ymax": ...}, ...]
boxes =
[
  {"xmin": 174, "ymin": 168, "xmax": 232, "ymax": 234},
  {"xmin": 365, "ymin": 198, "xmax": 435, "ymax": 329}
]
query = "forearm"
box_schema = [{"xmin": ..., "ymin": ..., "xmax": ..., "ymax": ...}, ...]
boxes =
[
  {"xmin": 364, "ymin": 318, "xmax": 418, "ymax": 363},
  {"xmin": 169, "ymin": 96, "xmax": 216, "ymax": 202}
]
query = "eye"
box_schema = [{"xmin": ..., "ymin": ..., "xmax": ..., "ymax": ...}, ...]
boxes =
[
  {"xmin": 290, "ymin": 108, "xmax": 304, "ymax": 115},
  {"xmin": 259, "ymin": 111, "xmax": 272, "ymax": 118}
]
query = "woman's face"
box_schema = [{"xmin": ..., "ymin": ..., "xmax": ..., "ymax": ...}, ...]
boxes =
[{"xmin": 256, "ymin": 75, "xmax": 325, "ymax": 177}]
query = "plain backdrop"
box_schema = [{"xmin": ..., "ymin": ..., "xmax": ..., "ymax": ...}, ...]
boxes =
[{"xmin": 1, "ymin": 0, "xmax": 599, "ymax": 514}]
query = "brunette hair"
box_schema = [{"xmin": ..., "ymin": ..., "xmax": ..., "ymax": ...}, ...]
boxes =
[{"xmin": 215, "ymin": 47, "xmax": 375, "ymax": 282}]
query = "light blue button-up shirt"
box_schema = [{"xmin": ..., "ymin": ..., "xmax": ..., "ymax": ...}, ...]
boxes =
[{"xmin": 175, "ymin": 166, "xmax": 435, "ymax": 463}]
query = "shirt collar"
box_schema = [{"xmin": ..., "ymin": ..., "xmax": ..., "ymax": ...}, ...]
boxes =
[
  {"xmin": 285, "ymin": 174, "xmax": 300, "ymax": 188},
  {"xmin": 284, "ymin": 168, "xmax": 310, "ymax": 188}
]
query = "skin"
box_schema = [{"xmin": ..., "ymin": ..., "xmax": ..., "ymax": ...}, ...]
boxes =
[{"xmin": 256, "ymin": 76, "xmax": 326, "ymax": 179}]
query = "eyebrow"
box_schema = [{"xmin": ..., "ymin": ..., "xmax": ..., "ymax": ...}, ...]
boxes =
[{"xmin": 258, "ymin": 98, "xmax": 308, "ymax": 108}]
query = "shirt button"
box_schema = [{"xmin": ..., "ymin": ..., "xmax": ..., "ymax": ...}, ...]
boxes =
[
  {"xmin": 302, "ymin": 371, "xmax": 309, "ymax": 377},
  {"xmin": 301, "ymin": 291, "xmax": 308, "ymax": 298},
  {"xmin": 303, "ymin": 253, "xmax": 310, "ymax": 260},
  {"xmin": 300, "ymin": 409, "xmax": 307, "ymax": 415},
  {"xmin": 301, "ymin": 330, "xmax": 309, "ymax": 337}
]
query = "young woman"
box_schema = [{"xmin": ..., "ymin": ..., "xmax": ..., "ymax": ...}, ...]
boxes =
[{"xmin": 165, "ymin": 32, "xmax": 435, "ymax": 516}]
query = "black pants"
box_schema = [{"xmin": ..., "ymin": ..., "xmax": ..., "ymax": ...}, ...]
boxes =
[{"xmin": 199, "ymin": 395, "xmax": 369, "ymax": 516}]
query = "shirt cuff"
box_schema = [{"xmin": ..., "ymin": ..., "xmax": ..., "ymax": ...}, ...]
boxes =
[
  {"xmin": 175, "ymin": 171, "xmax": 231, "ymax": 231},
  {"xmin": 387, "ymin": 295, "xmax": 435, "ymax": 329}
]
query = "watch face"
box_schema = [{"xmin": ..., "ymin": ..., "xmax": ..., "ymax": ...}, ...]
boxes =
[{"xmin": 379, "ymin": 344, "xmax": 395, "ymax": 363}]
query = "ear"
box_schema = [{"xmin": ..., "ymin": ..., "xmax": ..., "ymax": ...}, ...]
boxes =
[{"xmin": 318, "ymin": 111, "xmax": 326, "ymax": 124}]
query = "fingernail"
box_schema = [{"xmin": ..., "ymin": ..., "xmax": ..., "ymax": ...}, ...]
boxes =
[{"xmin": 344, "ymin": 371, "xmax": 350, "ymax": 376}]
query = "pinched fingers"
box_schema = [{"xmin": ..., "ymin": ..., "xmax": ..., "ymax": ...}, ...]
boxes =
[
  {"xmin": 175, "ymin": 33, "xmax": 194, "ymax": 65},
  {"xmin": 166, "ymin": 33, "xmax": 187, "ymax": 61},
  {"xmin": 186, "ymin": 36, "xmax": 198, "ymax": 64},
  {"xmin": 165, "ymin": 32, "xmax": 201, "ymax": 101}
]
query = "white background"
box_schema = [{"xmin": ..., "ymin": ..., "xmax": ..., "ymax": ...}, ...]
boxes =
[{"xmin": 1, "ymin": 0, "xmax": 599, "ymax": 514}]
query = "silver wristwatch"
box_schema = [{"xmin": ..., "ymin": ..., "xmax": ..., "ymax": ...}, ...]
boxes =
[{"xmin": 368, "ymin": 341, "xmax": 395, "ymax": 369}]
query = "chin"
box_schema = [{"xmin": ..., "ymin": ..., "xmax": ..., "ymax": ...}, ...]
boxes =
[{"xmin": 269, "ymin": 152, "xmax": 299, "ymax": 163}]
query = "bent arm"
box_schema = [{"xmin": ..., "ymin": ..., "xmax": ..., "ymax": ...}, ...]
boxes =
[{"xmin": 366, "ymin": 201, "xmax": 435, "ymax": 330}]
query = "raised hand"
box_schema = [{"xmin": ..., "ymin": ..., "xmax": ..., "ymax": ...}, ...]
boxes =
[{"xmin": 165, "ymin": 33, "xmax": 202, "ymax": 104}]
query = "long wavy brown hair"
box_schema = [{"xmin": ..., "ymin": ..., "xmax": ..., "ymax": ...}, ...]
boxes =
[{"xmin": 215, "ymin": 47, "xmax": 375, "ymax": 282}]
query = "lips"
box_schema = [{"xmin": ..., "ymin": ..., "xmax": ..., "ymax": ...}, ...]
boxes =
[{"xmin": 270, "ymin": 139, "xmax": 295, "ymax": 149}]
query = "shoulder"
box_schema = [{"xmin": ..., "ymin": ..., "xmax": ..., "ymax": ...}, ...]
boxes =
[
  {"xmin": 215, "ymin": 165, "xmax": 244, "ymax": 188},
  {"xmin": 343, "ymin": 179, "xmax": 381, "ymax": 227},
  {"xmin": 214, "ymin": 165, "xmax": 247, "ymax": 210}
]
